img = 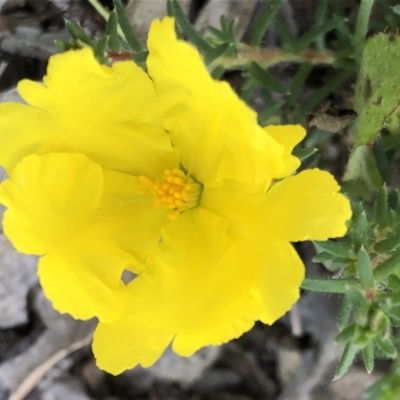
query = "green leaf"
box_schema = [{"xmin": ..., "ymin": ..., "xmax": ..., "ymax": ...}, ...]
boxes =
[
  {"xmin": 107, "ymin": 10, "xmax": 118, "ymax": 36},
  {"xmin": 248, "ymin": 62, "xmax": 288, "ymax": 94},
  {"xmin": 171, "ymin": 0, "xmax": 213, "ymax": 53},
  {"xmin": 204, "ymin": 43, "xmax": 230, "ymax": 65},
  {"xmin": 208, "ymin": 26, "xmax": 226, "ymax": 41},
  {"xmin": 376, "ymin": 336, "xmax": 397, "ymax": 358},
  {"xmin": 343, "ymin": 146, "xmax": 382, "ymax": 192},
  {"xmin": 134, "ymin": 50, "xmax": 148, "ymax": 64},
  {"xmin": 384, "ymin": 306, "xmax": 400, "ymax": 324},
  {"xmin": 357, "ymin": 247, "xmax": 375, "ymax": 290},
  {"xmin": 55, "ymin": 39, "xmax": 76, "ymax": 52},
  {"xmin": 292, "ymin": 147, "xmax": 317, "ymax": 162},
  {"xmin": 373, "ymin": 247, "xmax": 400, "ymax": 282},
  {"xmin": 369, "ymin": 309, "xmax": 389, "ymax": 332},
  {"xmin": 295, "ymin": 18, "xmax": 344, "ymax": 52},
  {"xmin": 336, "ymin": 323, "xmax": 357, "ymax": 345},
  {"xmin": 354, "ymin": 330, "xmax": 374, "ymax": 348},
  {"xmin": 312, "ymin": 251, "xmax": 338, "ymax": 263},
  {"xmin": 392, "ymin": 5, "xmax": 400, "ymax": 15},
  {"xmin": 372, "ymin": 140, "xmax": 392, "ymax": 185},
  {"xmin": 334, "ymin": 343, "xmax": 358, "ymax": 380},
  {"xmin": 351, "ymin": 210, "xmax": 370, "ymax": 252},
  {"xmin": 299, "ymin": 69, "xmax": 353, "ymax": 115},
  {"xmin": 220, "ymin": 15, "xmax": 229, "ymax": 35},
  {"xmin": 374, "ymin": 235, "xmax": 400, "ymax": 253},
  {"xmin": 301, "ymin": 277, "xmax": 358, "ymax": 293},
  {"xmin": 258, "ymin": 101, "xmax": 285, "ymax": 125},
  {"xmin": 354, "ymin": 33, "xmax": 400, "ymax": 145},
  {"xmin": 240, "ymin": 75, "xmax": 258, "ymax": 102},
  {"xmin": 313, "ymin": 240, "xmax": 352, "ymax": 259},
  {"xmin": 107, "ymin": 10, "xmax": 121, "ymax": 53},
  {"xmin": 274, "ymin": 13, "xmax": 296, "ymax": 50},
  {"xmin": 338, "ymin": 297, "xmax": 353, "ymax": 330},
  {"xmin": 376, "ymin": 185, "xmax": 389, "ymax": 228},
  {"xmin": 113, "ymin": 0, "xmax": 142, "ymax": 52},
  {"xmin": 94, "ymin": 36, "xmax": 108, "ymax": 63},
  {"xmin": 107, "ymin": 32, "xmax": 121, "ymax": 54},
  {"xmin": 65, "ymin": 20, "xmax": 94, "ymax": 47},
  {"xmin": 166, "ymin": 0, "xmax": 173, "ymax": 16},
  {"xmin": 379, "ymin": 292, "xmax": 400, "ymax": 307},
  {"xmin": 347, "ymin": 288, "xmax": 370, "ymax": 308},
  {"xmin": 251, "ymin": 0, "xmax": 283, "ymax": 46},
  {"xmin": 313, "ymin": 0, "xmax": 328, "ymax": 51},
  {"xmin": 388, "ymin": 190, "xmax": 398, "ymax": 210},
  {"xmin": 388, "ymin": 274, "xmax": 400, "ymax": 292},
  {"xmin": 226, "ymin": 18, "xmax": 237, "ymax": 43},
  {"xmin": 211, "ymin": 65, "xmax": 225, "ymax": 80},
  {"xmin": 354, "ymin": 0, "xmax": 374, "ymax": 65},
  {"xmin": 362, "ymin": 342, "xmax": 375, "ymax": 373},
  {"xmin": 288, "ymin": 62, "xmax": 313, "ymax": 106}
]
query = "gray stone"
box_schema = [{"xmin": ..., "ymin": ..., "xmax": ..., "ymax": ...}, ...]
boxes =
[
  {"xmin": 40, "ymin": 376, "xmax": 93, "ymax": 400},
  {"xmin": 0, "ymin": 234, "xmax": 38, "ymax": 328},
  {"xmin": 0, "ymin": 288, "xmax": 95, "ymax": 400},
  {"xmin": 126, "ymin": 0, "xmax": 191, "ymax": 42},
  {"xmin": 148, "ymin": 345, "xmax": 221, "ymax": 383}
]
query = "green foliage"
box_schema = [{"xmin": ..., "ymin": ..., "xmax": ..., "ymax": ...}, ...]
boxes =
[
  {"xmin": 250, "ymin": 0, "xmax": 283, "ymax": 46},
  {"xmin": 113, "ymin": 0, "xmax": 143, "ymax": 52},
  {"xmin": 368, "ymin": 364, "xmax": 400, "ymax": 400},
  {"xmin": 354, "ymin": 33, "xmax": 400, "ymax": 146},
  {"xmin": 343, "ymin": 145, "xmax": 382, "ymax": 195},
  {"xmin": 304, "ymin": 184, "xmax": 400, "ymax": 380},
  {"xmin": 357, "ymin": 247, "xmax": 374, "ymax": 290},
  {"xmin": 335, "ymin": 343, "xmax": 358, "ymax": 380}
]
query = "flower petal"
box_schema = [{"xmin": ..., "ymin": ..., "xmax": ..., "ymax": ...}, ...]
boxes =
[
  {"xmin": 38, "ymin": 253, "xmax": 128, "ymax": 322},
  {"xmin": 0, "ymin": 153, "xmax": 104, "ymax": 255},
  {"xmin": 93, "ymin": 208, "xmax": 263, "ymax": 374},
  {"xmin": 255, "ymin": 239, "xmax": 305, "ymax": 324},
  {"xmin": 265, "ymin": 169, "xmax": 351, "ymax": 241},
  {"xmin": 264, "ymin": 125, "xmax": 306, "ymax": 178},
  {"xmin": 202, "ymin": 177, "xmax": 349, "ymax": 322},
  {"xmin": 0, "ymin": 153, "xmax": 168, "ymax": 321},
  {"xmin": 147, "ymin": 17, "xmax": 284, "ymax": 186},
  {"xmin": 19, "ymin": 48, "xmax": 161, "ymax": 126},
  {"xmin": 0, "ymin": 49, "xmax": 177, "ymax": 176}
]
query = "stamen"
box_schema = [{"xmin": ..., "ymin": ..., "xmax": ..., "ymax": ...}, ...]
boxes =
[{"xmin": 138, "ymin": 168, "xmax": 202, "ymax": 220}]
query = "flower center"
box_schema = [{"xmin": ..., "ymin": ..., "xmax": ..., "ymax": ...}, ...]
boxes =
[{"xmin": 139, "ymin": 169, "xmax": 202, "ymax": 220}]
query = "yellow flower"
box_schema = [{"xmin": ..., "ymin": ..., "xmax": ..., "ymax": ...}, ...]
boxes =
[{"xmin": 0, "ymin": 17, "xmax": 351, "ymax": 374}]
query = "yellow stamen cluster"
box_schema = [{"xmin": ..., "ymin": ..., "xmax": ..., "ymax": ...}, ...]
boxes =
[{"xmin": 139, "ymin": 169, "xmax": 202, "ymax": 220}]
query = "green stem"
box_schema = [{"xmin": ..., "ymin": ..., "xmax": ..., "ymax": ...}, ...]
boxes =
[
  {"xmin": 301, "ymin": 277, "xmax": 358, "ymax": 293},
  {"xmin": 354, "ymin": 0, "xmax": 374, "ymax": 66},
  {"xmin": 87, "ymin": 0, "xmax": 110, "ymax": 20},
  {"xmin": 87, "ymin": 0, "xmax": 126, "ymax": 41},
  {"xmin": 214, "ymin": 45, "xmax": 335, "ymax": 70}
]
